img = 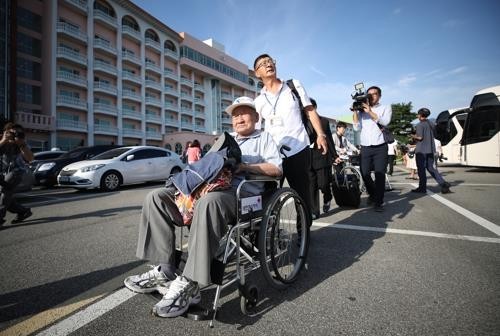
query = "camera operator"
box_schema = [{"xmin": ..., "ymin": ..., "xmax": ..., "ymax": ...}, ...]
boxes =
[
  {"xmin": 0, "ymin": 122, "xmax": 34, "ymax": 226},
  {"xmin": 352, "ymin": 86, "xmax": 392, "ymax": 212}
]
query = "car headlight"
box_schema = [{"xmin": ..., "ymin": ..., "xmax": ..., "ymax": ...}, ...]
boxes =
[
  {"xmin": 80, "ymin": 164, "xmax": 106, "ymax": 172},
  {"xmin": 37, "ymin": 162, "xmax": 56, "ymax": 171}
]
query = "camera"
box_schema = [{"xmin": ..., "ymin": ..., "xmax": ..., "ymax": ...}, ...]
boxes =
[
  {"xmin": 9, "ymin": 130, "xmax": 25, "ymax": 139},
  {"xmin": 351, "ymin": 82, "xmax": 369, "ymax": 111},
  {"xmin": 438, "ymin": 153, "xmax": 448, "ymax": 162}
]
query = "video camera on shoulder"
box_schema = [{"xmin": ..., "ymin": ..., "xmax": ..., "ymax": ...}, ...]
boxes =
[{"xmin": 351, "ymin": 82, "xmax": 369, "ymax": 112}]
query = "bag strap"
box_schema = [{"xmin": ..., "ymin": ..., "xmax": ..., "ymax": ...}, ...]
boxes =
[{"xmin": 286, "ymin": 79, "xmax": 307, "ymax": 124}]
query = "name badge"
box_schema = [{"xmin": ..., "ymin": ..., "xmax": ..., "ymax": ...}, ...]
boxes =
[{"xmin": 270, "ymin": 116, "xmax": 284, "ymax": 126}]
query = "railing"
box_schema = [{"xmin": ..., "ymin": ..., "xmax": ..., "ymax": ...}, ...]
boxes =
[
  {"xmin": 145, "ymin": 79, "xmax": 162, "ymax": 90},
  {"xmin": 164, "ymin": 117, "xmax": 178, "ymax": 126},
  {"xmin": 164, "ymin": 69, "xmax": 178, "ymax": 80},
  {"xmin": 122, "ymin": 50, "xmax": 141, "ymax": 64},
  {"xmin": 164, "ymin": 49, "xmax": 178, "ymax": 59},
  {"xmin": 122, "ymin": 90, "xmax": 142, "ymax": 101},
  {"xmin": 145, "ymin": 38, "xmax": 161, "ymax": 51},
  {"xmin": 93, "ymin": 103, "xmax": 117, "ymax": 114},
  {"xmin": 122, "ymin": 128, "xmax": 143, "ymax": 137},
  {"xmin": 180, "ymin": 92, "xmax": 192, "ymax": 101},
  {"xmin": 57, "ymin": 47, "xmax": 87, "ymax": 65},
  {"xmin": 121, "ymin": 25, "xmax": 141, "ymax": 40},
  {"xmin": 94, "ymin": 124, "xmax": 118, "ymax": 133},
  {"xmin": 180, "ymin": 107, "xmax": 192, "ymax": 113},
  {"xmin": 94, "ymin": 38, "xmax": 117, "ymax": 54},
  {"xmin": 15, "ymin": 111, "xmax": 54, "ymax": 131},
  {"xmin": 145, "ymin": 97, "xmax": 161, "ymax": 106},
  {"xmin": 65, "ymin": 0, "xmax": 87, "ymax": 12},
  {"xmin": 94, "ymin": 59, "xmax": 117, "ymax": 75},
  {"xmin": 194, "ymin": 83, "xmax": 204, "ymax": 92},
  {"xmin": 56, "ymin": 119, "xmax": 88, "ymax": 130},
  {"xmin": 181, "ymin": 121, "xmax": 193, "ymax": 129},
  {"xmin": 56, "ymin": 71, "xmax": 87, "ymax": 86},
  {"xmin": 122, "ymin": 108, "xmax": 141, "ymax": 119},
  {"xmin": 121, "ymin": 71, "xmax": 141, "ymax": 83},
  {"xmin": 145, "ymin": 61, "xmax": 161, "ymax": 73},
  {"xmin": 164, "ymin": 102, "xmax": 178, "ymax": 110},
  {"xmin": 180, "ymin": 78, "xmax": 193, "ymax": 86},
  {"xmin": 93, "ymin": 9, "xmax": 117, "ymax": 28},
  {"xmin": 56, "ymin": 22, "xmax": 87, "ymax": 42},
  {"xmin": 164, "ymin": 87, "xmax": 178, "ymax": 96},
  {"xmin": 146, "ymin": 113, "xmax": 162, "ymax": 122},
  {"xmin": 56, "ymin": 95, "xmax": 87, "ymax": 109},
  {"xmin": 94, "ymin": 81, "xmax": 117, "ymax": 95},
  {"xmin": 146, "ymin": 131, "xmax": 162, "ymax": 139},
  {"xmin": 194, "ymin": 97, "xmax": 205, "ymax": 105}
]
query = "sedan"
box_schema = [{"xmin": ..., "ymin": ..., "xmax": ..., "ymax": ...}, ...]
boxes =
[{"xmin": 57, "ymin": 146, "xmax": 184, "ymax": 191}]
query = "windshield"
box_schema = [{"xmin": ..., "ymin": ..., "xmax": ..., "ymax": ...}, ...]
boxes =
[
  {"xmin": 92, "ymin": 147, "xmax": 131, "ymax": 160},
  {"xmin": 59, "ymin": 148, "xmax": 89, "ymax": 159}
]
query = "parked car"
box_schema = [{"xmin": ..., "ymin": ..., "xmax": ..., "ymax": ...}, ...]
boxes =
[
  {"xmin": 15, "ymin": 169, "xmax": 36, "ymax": 193},
  {"xmin": 33, "ymin": 150, "xmax": 67, "ymax": 161},
  {"xmin": 32, "ymin": 145, "xmax": 119, "ymax": 187},
  {"xmin": 57, "ymin": 146, "xmax": 184, "ymax": 191}
]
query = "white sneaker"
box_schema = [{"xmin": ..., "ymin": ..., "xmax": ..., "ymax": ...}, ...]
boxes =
[
  {"xmin": 152, "ymin": 275, "xmax": 201, "ymax": 318},
  {"xmin": 124, "ymin": 265, "xmax": 173, "ymax": 294}
]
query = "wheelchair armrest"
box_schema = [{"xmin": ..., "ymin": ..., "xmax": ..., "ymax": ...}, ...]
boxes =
[{"xmin": 243, "ymin": 174, "xmax": 281, "ymax": 182}]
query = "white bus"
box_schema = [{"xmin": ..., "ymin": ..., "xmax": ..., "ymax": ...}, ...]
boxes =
[
  {"xmin": 435, "ymin": 107, "xmax": 469, "ymax": 165},
  {"xmin": 435, "ymin": 85, "xmax": 500, "ymax": 168}
]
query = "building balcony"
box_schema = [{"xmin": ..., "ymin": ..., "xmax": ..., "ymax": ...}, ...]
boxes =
[
  {"xmin": 221, "ymin": 116, "xmax": 232, "ymax": 124},
  {"xmin": 122, "ymin": 108, "xmax": 142, "ymax": 120},
  {"xmin": 94, "ymin": 124, "xmax": 118, "ymax": 135},
  {"xmin": 122, "ymin": 90, "xmax": 142, "ymax": 102},
  {"xmin": 93, "ymin": 9, "xmax": 117, "ymax": 29},
  {"xmin": 56, "ymin": 119, "xmax": 88, "ymax": 132},
  {"xmin": 195, "ymin": 111, "xmax": 205, "ymax": 119},
  {"xmin": 145, "ymin": 38, "xmax": 161, "ymax": 52},
  {"xmin": 122, "ymin": 50, "xmax": 142, "ymax": 65},
  {"xmin": 146, "ymin": 113, "xmax": 162, "ymax": 123},
  {"xmin": 94, "ymin": 59, "xmax": 117, "ymax": 76},
  {"xmin": 180, "ymin": 107, "xmax": 192, "ymax": 113},
  {"xmin": 57, "ymin": 22, "xmax": 87, "ymax": 44},
  {"xmin": 56, "ymin": 95, "xmax": 87, "ymax": 110},
  {"xmin": 194, "ymin": 83, "xmax": 204, "ymax": 92},
  {"xmin": 94, "ymin": 38, "xmax": 117, "ymax": 56},
  {"xmin": 93, "ymin": 102, "xmax": 117, "ymax": 116},
  {"xmin": 94, "ymin": 81, "xmax": 117, "ymax": 95},
  {"xmin": 221, "ymin": 92, "xmax": 232, "ymax": 101},
  {"xmin": 164, "ymin": 87, "xmax": 178, "ymax": 97},
  {"xmin": 164, "ymin": 117, "xmax": 178, "ymax": 127},
  {"xmin": 164, "ymin": 49, "xmax": 179, "ymax": 60},
  {"xmin": 194, "ymin": 97, "xmax": 205, "ymax": 106},
  {"xmin": 145, "ymin": 61, "xmax": 161, "ymax": 74},
  {"xmin": 57, "ymin": 47, "xmax": 87, "ymax": 66},
  {"xmin": 164, "ymin": 102, "xmax": 178, "ymax": 111},
  {"xmin": 145, "ymin": 79, "xmax": 162, "ymax": 91},
  {"xmin": 164, "ymin": 69, "xmax": 178, "ymax": 81},
  {"xmin": 56, "ymin": 71, "xmax": 87, "ymax": 88},
  {"xmin": 15, "ymin": 111, "xmax": 54, "ymax": 131},
  {"xmin": 64, "ymin": 0, "xmax": 87, "ymax": 13},
  {"xmin": 145, "ymin": 97, "xmax": 162, "ymax": 107},
  {"xmin": 121, "ymin": 25, "xmax": 141, "ymax": 42},
  {"xmin": 122, "ymin": 128, "xmax": 143, "ymax": 138},
  {"xmin": 194, "ymin": 125, "xmax": 206, "ymax": 132},
  {"xmin": 180, "ymin": 77, "xmax": 193, "ymax": 86},
  {"xmin": 181, "ymin": 121, "xmax": 193, "ymax": 129},
  {"xmin": 122, "ymin": 71, "xmax": 141, "ymax": 84},
  {"xmin": 180, "ymin": 92, "xmax": 192, "ymax": 101},
  {"xmin": 146, "ymin": 131, "xmax": 162, "ymax": 140}
]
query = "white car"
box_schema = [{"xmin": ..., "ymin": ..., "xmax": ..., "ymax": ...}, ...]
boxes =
[{"xmin": 57, "ymin": 146, "xmax": 184, "ymax": 191}]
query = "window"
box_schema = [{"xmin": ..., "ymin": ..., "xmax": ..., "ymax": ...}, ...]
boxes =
[
  {"xmin": 17, "ymin": 83, "xmax": 41, "ymax": 104},
  {"xmin": 60, "ymin": 90, "xmax": 80, "ymax": 98},
  {"xmin": 17, "ymin": 32, "xmax": 41, "ymax": 57},
  {"xmin": 58, "ymin": 112, "xmax": 79, "ymax": 121},
  {"xmin": 464, "ymin": 108, "xmax": 500, "ymax": 145},
  {"xmin": 174, "ymin": 143, "xmax": 182, "ymax": 155},
  {"xmin": 17, "ymin": 7, "xmax": 42, "ymax": 32},
  {"xmin": 165, "ymin": 40, "xmax": 176, "ymax": 52},
  {"xmin": 17, "ymin": 58, "xmax": 41, "ymax": 80},
  {"xmin": 94, "ymin": 1, "xmax": 115, "ymax": 16},
  {"xmin": 132, "ymin": 149, "xmax": 165, "ymax": 160},
  {"xmin": 122, "ymin": 16, "xmax": 139, "ymax": 31}
]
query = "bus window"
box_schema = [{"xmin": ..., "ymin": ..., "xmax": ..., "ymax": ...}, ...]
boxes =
[{"xmin": 463, "ymin": 107, "xmax": 500, "ymax": 145}]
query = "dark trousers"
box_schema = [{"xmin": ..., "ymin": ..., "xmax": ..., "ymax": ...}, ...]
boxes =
[
  {"xmin": 310, "ymin": 166, "xmax": 333, "ymax": 216},
  {"xmin": 282, "ymin": 146, "xmax": 313, "ymax": 220},
  {"xmin": 360, "ymin": 144, "xmax": 388, "ymax": 206},
  {"xmin": 0, "ymin": 171, "xmax": 28, "ymax": 219},
  {"xmin": 387, "ymin": 155, "xmax": 395, "ymax": 175},
  {"xmin": 415, "ymin": 153, "xmax": 445, "ymax": 190}
]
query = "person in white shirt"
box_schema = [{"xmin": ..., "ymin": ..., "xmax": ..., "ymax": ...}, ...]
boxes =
[
  {"xmin": 352, "ymin": 86, "xmax": 392, "ymax": 212},
  {"xmin": 387, "ymin": 139, "xmax": 398, "ymax": 175},
  {"xmin": 253, "ymin": 53, "xmax": 328, "ymax": 222}
]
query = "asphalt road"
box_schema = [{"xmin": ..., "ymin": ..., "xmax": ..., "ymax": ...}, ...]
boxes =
[{"xmin": 0, "ymin": 165, "xmax": 499, "ymax": 336}]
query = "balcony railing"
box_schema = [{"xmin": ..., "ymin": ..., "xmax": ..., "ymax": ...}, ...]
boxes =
[
  {"xmin": 122, "ymin": 50, "xmax": 141, "ymax": 65},
  {"xmin": 94, "ymin": 81, "xmax": 117, "ymax": 95},
  {"xmin": 122, "ymin": 90, "xmax": 142, "ymax": 101},
  {"xmin": 181, "ymin": 121, "xmax": 193, "ymax": 129},
  {"xmin": 121, "ymin": 25, "xmax": 141, "ymax": 41},
  {"xmin": 164, "ymin": 69, "xmax": 178, "ymax": 81},
  {"xmin": 122, "ymin": 108, "xmax": 141, "ymax": 119},
  {"xmin": 164, "ymin": 117, "xmax": 178, "ymax": 126},
  {"xmin": 146, "ymin": 113, "xmax": 162, "ymax": 123},
  {"xmin": 164, "ymin": 102, "xmax": 178, "ymax": 111},
  {"xmin": 57, "ymin": 47, "xmax": 87, "ymax": 66},
  {"xmin": 145, "ymin": 38, "xmax": 161, "ymax": 52},
  {"xmin": 194, "ymin": 125, "xmax": 206, "ymax": 132},
  {"xmin": 65, "ymin": 0, "xmax": 87, "ymax": 13},
  {"xmin": 122, "ymin": 128, "xmax": 143, "ymax": 137},
  {"xmin": 164, "ymin": 87, "xmax": 178, "ymax": 96},
  {"xmin": 180, "ymin": 78, "xmax": 193, "ymax": 86},
  {"xmin": 15, "ymin": 111, "xmax": 54, "ymax": 131},
  {"xmin": 193, "ymin": 97, "xmax": 205, "ymax": 105},
  {"xmin": 94, "ymin": 59, "xmax": 117, "ymax": 75},
  {"xmin": 57, "ymin": 22, "xmax": 87, "ymax": 43},
  {"xmin": 145, "ymin": 79, "xmax": 162, "ymax": 91},
  {"xmin": 145, "ymin": 97, "xmax": 161, "ymax": 106},
  {"xmin": 122, "ymin": 71, "xmax": 141, "ymax": 84},
  {"xmin": 94, "ymin": 38, "xmax": 117, "ymax": 55},
  {"xmin": 180, "ymin": 107, "xmax": 192, "ymax": 113},
  {"xmin": 94, "ymin": 9, "xmax": 117, "ymax": 29},
  {"xmin": 94, "ymin": 124, "xmax": 118, "ymax": 134},
  {"xmin": 164, "ymin": 49, "xmax": 178, "ymax": 60},
  {"xmin": 56, "ymin": 95, "xmax": 87, "ymax": 110},
  {"xmin": 93, "ymin": 103, "xmax": 117, "ymax": 115},
  {"xmin": 56, "ymin": 71, "xmax": 87, "ymax": 87},
  {"xmin": 56, "ymin": 119, "xmax": 88, "ymax": 130},
  {"xmin": 194, "ymin": 83, "xmax": 204, "ymax": 92},
  {"xmin": 180, "ymin": 92, "xmax": 192, "ymax": 101},
  {"xmin": 146, "ymin": 131, "xmax": 162, "ymax": 139},
  {"xmin": 145, "ymin": 61, "xmax": 161, "ymax": 74}
]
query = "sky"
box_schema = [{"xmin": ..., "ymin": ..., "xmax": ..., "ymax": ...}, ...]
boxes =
[{"xmin": 132, "ymin": 0, "xmax": 500, "ymax": 119}]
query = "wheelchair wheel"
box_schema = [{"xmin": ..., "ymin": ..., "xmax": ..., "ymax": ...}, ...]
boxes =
[
  {"xmin": 341, "ymin": 166, "xmax": 365, "ymax": 194},
  {"xmin": 258, "ymin": 188, "xmax": 309, "ymax": 290},
  {"xmin": 239, "ymin": 284, "xmax": 258, "ymax": 315}
]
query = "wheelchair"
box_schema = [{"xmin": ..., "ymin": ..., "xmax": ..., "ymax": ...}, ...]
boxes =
[{"xmin": 181, "ymin": 175, "xmax": 310, "ymax": 327}]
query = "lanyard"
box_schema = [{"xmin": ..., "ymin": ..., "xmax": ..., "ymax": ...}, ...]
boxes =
[{"xmin": 263, "ymin": 83, "xmax": 284, "ymax": 115}]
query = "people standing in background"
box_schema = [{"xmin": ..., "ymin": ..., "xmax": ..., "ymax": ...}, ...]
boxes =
[
  {"xmin": 386, "ymin": 139, "xmax": 398, "ymax": 176},
  {"xmin": 186, "ymin": 139, "xmax": 202, "ymax": 164},
  {"xmin": 405, "ymin": 141, "xmax": 418, "ymax": 180},
  {"xmin": 332, "ymin": 121, "xmax": 359, "ymax": 174},
  {"xmin": 181, "ymin": 141, "xmax": 191, "ymax": 164}
]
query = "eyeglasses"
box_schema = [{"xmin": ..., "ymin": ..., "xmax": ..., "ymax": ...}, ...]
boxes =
[{"xmin": 255, "ymin": 58, "xmax": 276, "ymax": 70}]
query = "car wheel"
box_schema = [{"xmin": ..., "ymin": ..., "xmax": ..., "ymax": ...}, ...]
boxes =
[
  {"xmin": 100, "ymin": 171, "xmax": 121, "ymax": 191},
  {"xmin": 170, "ymin": 166, "xmax": 182, "ymax": 175}
]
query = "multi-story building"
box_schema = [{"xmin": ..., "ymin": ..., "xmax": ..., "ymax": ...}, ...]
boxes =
[{"xmin": 8, "ymin": 0, "xmax": 259, "ymax": 153}]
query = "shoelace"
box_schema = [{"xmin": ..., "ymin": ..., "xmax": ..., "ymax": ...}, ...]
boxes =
[
  {"xmin": 163, "ymin": 277, "xmax": 189, "ymax": 300},
  {"xmin": 139, "ymin": 265, "xmax": 160, "ymax": 280}
]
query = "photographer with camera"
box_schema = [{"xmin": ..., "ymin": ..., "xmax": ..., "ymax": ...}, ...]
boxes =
[
  {"xmin": 410, "ymin": 108, "xmax": 451, "ymax": 194},
  {"xmin": 352, "ymin": 85, "xmax": 392, "ymax": 212},
  {"xmin": 0, "ymin": 122, "xmax": 34, "ymax": 226}
]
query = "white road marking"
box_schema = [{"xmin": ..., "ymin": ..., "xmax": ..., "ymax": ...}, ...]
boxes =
[
  {"xmin": 408, "ymin": 183, "xmax": 500, "ymax": 236},
  {"xmin": 312, "ymin": 222, "xmax": 500, "ymax": 244},
  {"xmin": 35, "ymin": 289, "xmax": 136, "ymax": 336}
]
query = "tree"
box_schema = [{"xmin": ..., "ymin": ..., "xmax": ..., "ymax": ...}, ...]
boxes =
[{"xmin": 389, "ymin": 102, "xmax": 417, "ymax": 144}]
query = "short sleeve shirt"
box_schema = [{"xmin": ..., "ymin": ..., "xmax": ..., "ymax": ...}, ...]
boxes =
[{"xmin": 415, "ymin": 120, "xmax": 436, "ymax": 154}]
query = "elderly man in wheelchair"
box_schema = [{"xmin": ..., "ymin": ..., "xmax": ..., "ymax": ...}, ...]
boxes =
[{"xmin": 124, "ymin": 97, "xmax": 309, "ymax": 321}]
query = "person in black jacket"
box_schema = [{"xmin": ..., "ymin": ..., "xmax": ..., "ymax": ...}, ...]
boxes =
[{"xmin": 309, "ymin": 99, "xmax": 341, "ymax": 215}]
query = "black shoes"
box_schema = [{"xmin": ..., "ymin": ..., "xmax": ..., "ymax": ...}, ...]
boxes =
[
  {"xmin": 441, "ymin": 182, "xmax": 451, "ymax": 194},
  {"xmin": 12, "ymin": 209, "xmax": 33, "ymax": 224},
  {"xmin": 411, "ymin": 188, "xmax": 426, "ymax": 193},
  {"xmin": 374, "ymin": 204, "xmax": 384, "ymax": 212}
]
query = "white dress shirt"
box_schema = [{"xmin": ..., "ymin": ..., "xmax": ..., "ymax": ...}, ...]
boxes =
[{"xmin": 353, "ymin": 103, "xmax": 392, "ymax": 146}]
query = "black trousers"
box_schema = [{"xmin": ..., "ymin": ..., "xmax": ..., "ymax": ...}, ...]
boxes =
[
  {"xmin": 281, "ymin": 146, "xmax": 313, "ymax": 220},
  {"xmin": 360, "ymin": 143, "xmax": 388, "ymax": 206},
  {"xmin": 387, "ymin": 154, "xmax": 396, "ymax": 175},
  {"xmin": 310, "ymin": 166, "xmax": 333, "ymax": 216},
  {"xmin": 0, "ymin": 171, "xmax": 28, "ymax": 219}
]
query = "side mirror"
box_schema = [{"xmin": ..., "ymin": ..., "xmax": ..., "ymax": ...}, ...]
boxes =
[{"xmin": 126, "ymin": 154, "xmax": 135, "ymax": 161}]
